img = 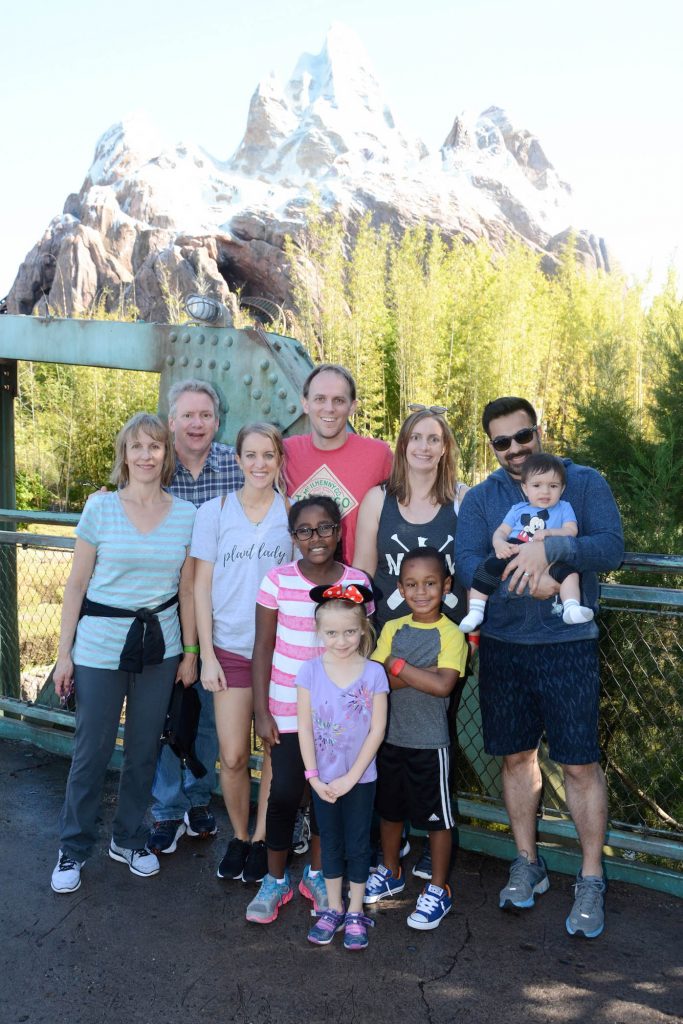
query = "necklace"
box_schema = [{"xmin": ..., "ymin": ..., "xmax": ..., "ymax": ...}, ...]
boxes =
[{"xmin": 237, "ymin": 488, "xmax": 273, "ymax": 527}]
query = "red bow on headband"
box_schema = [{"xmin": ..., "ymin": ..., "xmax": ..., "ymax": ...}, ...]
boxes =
[{"xmin": 322, "ymin": 584, "xmax": 365, "ymax": 604}]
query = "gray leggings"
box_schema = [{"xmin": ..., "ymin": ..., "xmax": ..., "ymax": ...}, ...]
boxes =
[{"xmin": 59, "ymin": 658, "xmax": 178, "ymax": 860}]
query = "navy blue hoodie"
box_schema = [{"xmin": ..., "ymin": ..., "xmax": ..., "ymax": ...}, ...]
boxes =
[{"xmin": 455, "ymin": 460, "xmax": 624, "ymax": 644}]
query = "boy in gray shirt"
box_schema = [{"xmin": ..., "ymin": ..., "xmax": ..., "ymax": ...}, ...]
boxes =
[{"xmin": 365, "ymin": 547, "xmax": 468, "ymax": 931}]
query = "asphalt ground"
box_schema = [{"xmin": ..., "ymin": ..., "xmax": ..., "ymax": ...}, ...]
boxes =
[{"xmin": 1, "ymin": 739, "xmax": 681, "ymax": 1024}]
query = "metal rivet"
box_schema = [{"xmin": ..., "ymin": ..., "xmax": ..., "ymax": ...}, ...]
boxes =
[
  {"xmin": 194, "ymin": 358, "xmax": 202, "ymax": 367},
  {"xmin": 273, "ymin": 341, "xmax": 282, "ymax": 351},
  {"xmin": 169, "ymin": 332, "xmax": 178, "ymax": 343},
  {"xmin": 223, "ymin": 403, "xmax": 230, "ymax": 414},
  {"xmin": 287, "ymin": 403, "xmax": 297, "ymax": 414},
  {"xmin": 180, "ymin": 356, "xmax": 189, "ymax": 367},
  {"xmin": 268, "ymin": 373, "xmax": 278, "ymax": 385},
  {"xmin": 252, "ymin": 389, "xmax": 262, "ymax": 400},
  {"xmin": 222, "ymin": 361, "xmax": 230, "ymax": 371},
  {"xmin": 262, "ymin": 404, "xmax": 271, "ymax": 414},
  {"xmin": 208, "ymin": 359, "xmax": 216, "ymax": 369},
  {"xmin": 166, "ymin": 355, "xmax": 175, "ymax": 366},
  {"xmin": 226, "ymin": 337, "xmax": 233, "ymax": 347},
  {"xmin": 243, "ymin": 374, "xmax": 253, "ymax": 385},
  {"xmin": 296, "ymin": 345, "xmax": 306, "ymax": 356},
  {"xmin": 211, "ymin": 335, "xmax": 219, "ymax": 346},
  {"xmin": 182, "ymin": 332, "xmax": 191, "ymax": 343},
  {"xmin": 197, "ymin": 333, "xmax": 205, "ymax": 344},
  {"xmin": 260, "ymin": 358, "xmax": 270, "ymax": 370},
  {"xmin": 277, "ymin": 388, "xmax": 287, "ymax": 399}
]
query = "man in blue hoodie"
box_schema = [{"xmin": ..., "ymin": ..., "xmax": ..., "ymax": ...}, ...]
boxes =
[{"xmin": 455, "ymin": 397, "xmax": 624, "ymax": 939}]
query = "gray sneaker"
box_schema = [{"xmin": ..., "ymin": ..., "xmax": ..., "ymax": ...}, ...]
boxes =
[
  {"xmin": 499, "ymin": 854, "xmax": 550, "ymax": 909},
  {"xmin": 245, "ymin": 872, "xmax": 293, "ymax": 924},
  {"xmin": 566, "ymin": 873, "xmax": 606, "ymax": 938},
  {"xmin": 109, "ymin": 840, "xmax": 160, "ymax": 877}
]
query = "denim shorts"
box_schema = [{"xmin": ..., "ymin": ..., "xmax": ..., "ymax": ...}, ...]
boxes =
[{"xmin": 479, "ymin": 637, "xmax": 601, "ymax": 765}]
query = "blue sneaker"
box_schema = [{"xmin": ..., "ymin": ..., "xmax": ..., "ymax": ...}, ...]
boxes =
[
  {"xmin": 364, "ymin": 864, "xmax": 405, "ymax": 904},
  {"xmin": 407, "ymin": 883, "xmax": 452, "ymax": 930},
  {"xmin": 307, "ymin": 905, "xmax": 346, "ymax": 945},
  {"xmin": 344, "ymin": 911, "xmax": 375, "ymax": 950},
  {"xmin": 245, "ymin": 872, "xmax": 293, "ymax": 924},
  {"xmin": 566, "ymin": 874, "xmax": 606, "ymax": 938},
  {"xmin": 499, "ymin": 854, "xmax": 549, "ymax": 909},
  {"xmin": 299, "ymin": 865, "xmax": 329, "ymax": 915}
]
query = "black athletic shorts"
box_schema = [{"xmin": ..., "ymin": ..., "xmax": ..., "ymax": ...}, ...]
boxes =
[{"xmin": 375, "ymin": 742, "xmax": 454, "ymax": 831}]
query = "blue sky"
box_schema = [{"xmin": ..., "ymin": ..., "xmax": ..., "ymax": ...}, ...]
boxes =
[{"xmin": 1, "ymin": 0, "xmax": 681, "ymax": 296}]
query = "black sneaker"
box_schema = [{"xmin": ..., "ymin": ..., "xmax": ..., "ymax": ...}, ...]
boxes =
[
  {"xmin": 217, "ymin": 838, "xmax": 250, "ymax": 880},
  {"xmin": 242, "ymin": 840, "xmax": 268, "ymax": 884},
  {"xmin": 184, "ymin": 805, "xmax": 217, "ymax": 839}
]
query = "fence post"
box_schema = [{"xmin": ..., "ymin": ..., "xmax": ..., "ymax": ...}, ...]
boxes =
[{"xmin": 0, "ymin": 360, "xmax": 19, "ymax": 698}]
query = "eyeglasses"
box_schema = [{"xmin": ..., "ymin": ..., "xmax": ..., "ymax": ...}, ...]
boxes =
[
  {"xmin": 291, "ymin": 522, "xmax": 338, "ymax": 541},
  {"xmin": 408, "ymin": 403, "xmax": 448, "ymax": 415},
  {"xmin": 490, "ymin": 426, "xmax": 539, "ymax": 452}
]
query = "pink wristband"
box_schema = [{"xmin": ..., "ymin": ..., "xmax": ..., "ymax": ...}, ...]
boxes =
[{"xmin": 304, "ymin": 769, "xmax": 319, "ymax": 780}]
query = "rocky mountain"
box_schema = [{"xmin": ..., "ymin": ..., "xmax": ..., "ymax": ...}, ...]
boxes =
[{"xmin": 6, "ymin": 22, "xmax": 610, "ymax": 323}]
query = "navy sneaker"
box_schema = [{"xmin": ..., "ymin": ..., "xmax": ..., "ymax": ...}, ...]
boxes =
[
  {"xmin": 148, "ymin": 819, "xmax": 185, "ymax": 855},
  {"xmin": 184, "ymin": 805, "xmax": 217, "ymax": 838},
  {"xmin": 407, "ymin": 883, "xmax": 452, "ymax": 930},
  {"xmin": 412, "ymin": 845, "xmax": 432, "ymax": 880},
  {"xmin": 364, "ymin": 864, "xmax": 405, "ymax": 904}
]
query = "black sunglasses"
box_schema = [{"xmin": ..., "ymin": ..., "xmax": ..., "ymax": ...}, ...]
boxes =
[{"xmin": 490, "ymin": 426, "xmax": 539, "ymax": 452}]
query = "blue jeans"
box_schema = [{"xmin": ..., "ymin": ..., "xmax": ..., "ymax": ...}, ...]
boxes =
[
  {"xmin": 312, "ymin": 781, "xmax": 376, "ymax": 884},
  {"xmin": 151, "ymin": 681, "xmax": 218, "ymax": 820}
]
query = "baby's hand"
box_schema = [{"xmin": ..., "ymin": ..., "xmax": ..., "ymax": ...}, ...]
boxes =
[{"xmin": 494, "ymin": 540, "xmax": 517, "ymax": 559}]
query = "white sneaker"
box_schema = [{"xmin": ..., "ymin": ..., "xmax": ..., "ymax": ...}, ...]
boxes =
[
  {"xmin": 51, "ymin": 850, "xmax": 84, "ymax": 893},
  {"xmin": 109, "ymin": 840, "xmax": 160, "ymax": 877}
]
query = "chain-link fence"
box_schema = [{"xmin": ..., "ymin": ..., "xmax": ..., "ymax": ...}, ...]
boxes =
[{"xmin": 1, "ymin": 530, "xmax": 682, "ymax": 857}]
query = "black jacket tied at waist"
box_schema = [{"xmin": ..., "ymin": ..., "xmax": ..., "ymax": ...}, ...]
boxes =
[{"xmin": 81, "ymin": 594, "xmax": 179, "ymax": 673}]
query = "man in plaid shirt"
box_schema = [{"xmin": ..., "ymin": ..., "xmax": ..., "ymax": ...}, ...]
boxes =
[{"xmin": 148, "ymin": 379, "xmax": 243, "ymax": 855}]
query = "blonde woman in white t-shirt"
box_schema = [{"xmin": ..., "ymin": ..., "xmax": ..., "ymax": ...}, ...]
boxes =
[{"xmin": 192, "ymin": 423, "xmax": 292, "ymax": 886}]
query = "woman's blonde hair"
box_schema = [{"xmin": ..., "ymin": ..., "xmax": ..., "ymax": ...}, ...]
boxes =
[
  {"xmin": 235, "ymin": 422, "xmax": 287, "ymax": 494},
  {"xmin": 315, "ymin": 600, "xmax": 376, "ymax": 659},
  {"xmin": 110, "ymin": 413, "xmax": 175, "ymax": 488},
  {"xmin": 387, "ymin": 409, "xmax": 458, "ymax": 506}
]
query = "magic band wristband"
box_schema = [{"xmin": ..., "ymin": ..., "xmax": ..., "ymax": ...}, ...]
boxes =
[
  {"xmin": 304, "ymin": 769, "xmax": 319, "ymax": 780},
  {"xmin": 390, "ymin": 657, "xmax": 406, "ymax": 676}
]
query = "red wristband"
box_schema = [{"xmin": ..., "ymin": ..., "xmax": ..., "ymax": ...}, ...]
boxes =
[
  {"xmin": 390, "ymin": 657, "xmax": 406, "ymax": 676},
  {"xmin": 468, "ymin": 633, "xmax": 480, "ymax": 647}
]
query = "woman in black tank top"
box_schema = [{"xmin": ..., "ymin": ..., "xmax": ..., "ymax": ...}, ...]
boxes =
[{"xmin": 353, "ymin": 408, "xmax": 469, "ymax": 629}]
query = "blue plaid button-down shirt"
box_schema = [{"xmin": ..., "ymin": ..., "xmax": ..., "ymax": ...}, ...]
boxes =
[{"xmin": 169, "ymin": 441, "xmax": 243, "ymax": 508}]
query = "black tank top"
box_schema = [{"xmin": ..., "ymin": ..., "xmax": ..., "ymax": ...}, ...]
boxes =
[{"xmin": 373, "ymin": 493, "xmax": 466, "ymax": 629}]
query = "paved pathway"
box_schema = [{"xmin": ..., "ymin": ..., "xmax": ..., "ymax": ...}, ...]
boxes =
[{"xmin": 1, "ymin": 740, "xmax": 680, "ymax": 1024}]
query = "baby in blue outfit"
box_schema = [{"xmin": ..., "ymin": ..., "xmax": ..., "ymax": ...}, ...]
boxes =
[{"xmin": 459, "ymin": 453, "xmax": 594, "ymax": 632}]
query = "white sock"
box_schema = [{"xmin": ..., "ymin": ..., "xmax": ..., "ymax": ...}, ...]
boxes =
[
  {"xmin": 459, "ymin": 600, "xmax": 486, "ymax": 633},
  {"xmin": 562, "ymin": 599, "xmax": 594, "ymax": 625}
]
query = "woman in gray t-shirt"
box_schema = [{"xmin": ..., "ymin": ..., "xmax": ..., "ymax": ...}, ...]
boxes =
[{"xmin": 192, "ymin": 422, "xmax": 292, "ymax": 884}]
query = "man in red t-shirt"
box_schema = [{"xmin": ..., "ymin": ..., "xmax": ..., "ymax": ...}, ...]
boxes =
[{"xmin": 284, "ymin": 364, "xmax": 393, "ymax": 563}]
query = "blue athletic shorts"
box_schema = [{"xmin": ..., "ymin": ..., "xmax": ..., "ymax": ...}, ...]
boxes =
[{"xmin": 478, "ymin": 637, "xmax": 601, "ymax": 765}]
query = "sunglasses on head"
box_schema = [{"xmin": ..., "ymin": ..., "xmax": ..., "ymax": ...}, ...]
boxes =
[
  {"xmin": 408, "ymin": 403, "xmax": 448, "ymax": 415},
  {"xmin": 490, "ymin": 426, "xmax": 539, "ymax": 452}
]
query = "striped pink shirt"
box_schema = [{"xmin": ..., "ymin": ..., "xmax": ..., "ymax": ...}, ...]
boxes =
[{"xmin": 256, "ymin": 561, "xmax": 374, "ymax": 733}]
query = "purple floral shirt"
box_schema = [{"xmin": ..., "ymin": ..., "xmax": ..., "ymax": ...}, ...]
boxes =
[{"xmin": 296, "ymin": 658, "xmax": 389, "ymax": 784}]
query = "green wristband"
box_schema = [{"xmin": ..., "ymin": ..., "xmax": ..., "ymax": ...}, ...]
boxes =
[{"xmin": 183, "ymin": 644, "xmax": 199, "ymax": 654}]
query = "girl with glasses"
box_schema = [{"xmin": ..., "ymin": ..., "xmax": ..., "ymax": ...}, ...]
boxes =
[{"xmin": 246, "ymin": 497, "xmax": 374, "ymax": 925}]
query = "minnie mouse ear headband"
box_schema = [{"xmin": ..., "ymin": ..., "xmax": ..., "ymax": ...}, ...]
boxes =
[{"xmin": 310, "ymin": 583, "xmax": 373, "ymax": 609}]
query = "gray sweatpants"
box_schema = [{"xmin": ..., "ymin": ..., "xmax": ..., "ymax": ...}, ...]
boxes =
[{"xmin": 59, "ymin": 657, "xmax": 178, "ymax": 860}]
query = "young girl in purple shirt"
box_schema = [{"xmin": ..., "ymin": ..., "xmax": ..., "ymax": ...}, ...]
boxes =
[{"xmin": 297, "ymin": 584, "xmax": 388, "ymax": 951}]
